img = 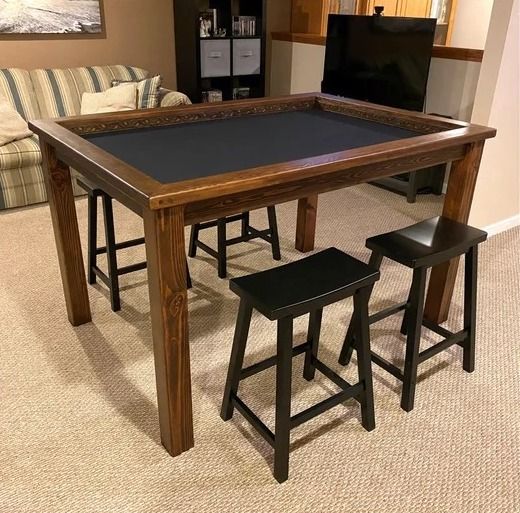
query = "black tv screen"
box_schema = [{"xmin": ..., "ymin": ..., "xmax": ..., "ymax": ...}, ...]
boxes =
[{"xmin": 322, "ymin": 15, "xmax": 436, "ymax": 111}]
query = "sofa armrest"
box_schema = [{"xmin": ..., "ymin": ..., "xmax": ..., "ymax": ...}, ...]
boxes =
[{"xmin": 159, "ymin": 88, "xmax": 192, "ymax": 107}]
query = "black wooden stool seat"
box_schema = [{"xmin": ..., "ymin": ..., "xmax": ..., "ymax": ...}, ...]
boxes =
[
  {"xmin": 79, "ymin": 180, "xmax": 191, "ymax": 312},
  {"xmin": 339, "ymin": 216, "xmax": 488, "ymax": 412},
  {"xmin": 222, "ymin": 248, "xmax": 380, "ymax": 483},
  {"xmin": 189, "ymin": 207, "xmax": 281, "ymax": 279},
  {"xmin": 231, "ymin": 248, "xmax": 380, "ymax": 320},
  {"xmin": 366, "ymin": 216, "xmax": 488, "ymax": 268}
]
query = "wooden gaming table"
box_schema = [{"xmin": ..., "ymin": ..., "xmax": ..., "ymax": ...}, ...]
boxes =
[{"xmin": 29, "ymin": 93, "xmax": 495, "ymax": 458}]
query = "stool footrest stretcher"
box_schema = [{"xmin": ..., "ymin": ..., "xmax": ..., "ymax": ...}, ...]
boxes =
[
  {"xmin": 234, "ymin": 352, "xmax": 365, "ymax": 444},
  {"xmin": 240, "ymin": 342, "xmax": 310, "ymax": 379}
]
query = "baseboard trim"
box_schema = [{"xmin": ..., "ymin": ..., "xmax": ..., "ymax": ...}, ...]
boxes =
[{"xmin": 483, "ymin": 214, "xmax": 520, "ymax": 237}]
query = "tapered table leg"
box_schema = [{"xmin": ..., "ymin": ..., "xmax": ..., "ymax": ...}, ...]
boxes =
[
  {"xmin": 424, "ymin": 141, "xmax": 484, "ymax": 324},
  {"xmin": 144, "ymin": 205, "xmax": 194, "ymax": 457},
  {"xmin": 295, "ymin": 195, "xmax": 318, "ymax": 253},
  {"xmin": 41, "ymin": 142, "xmax": 91, "ymax": 326}
]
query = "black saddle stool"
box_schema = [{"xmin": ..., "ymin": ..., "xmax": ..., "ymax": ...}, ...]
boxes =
[
  {"xmin": 188, "ymin": 207, "xmax": 281, "ymax": 279},
  {"xmin": 80, "ymin": 180, "xmax": 191, "ymax": 312},
  {"xmin": 221, "ymin": 248, "xmax": 380, "ymax": 483},
  {"xmin": 339, "ymin": 216, "xmax": 487, "ymax": 412}
]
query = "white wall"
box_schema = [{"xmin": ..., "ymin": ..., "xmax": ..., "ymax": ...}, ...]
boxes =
[
  {"xmin": 425, "ymin": 59, "xmax": 481, "ymax": 120},
  {"xmin": 270, "ymin": 40, "xmax": 481, "ymax": 121},
  {"xmin": 269, "ymin": 41, "xmax": 325, "ymax": 96},
  {"xmin": 469, "ymin": 0, "xmax": 519, "ymax": 231},
  {"xmin": 450, "ymin": 0, "xmax": 494, "ymax": 49},
  {"xmin": 290, "ymin": 43, "xmax": 327, "ymax": 93}
]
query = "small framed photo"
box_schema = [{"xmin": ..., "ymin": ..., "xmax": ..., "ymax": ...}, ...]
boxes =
[
  {"xmin": 199, "ymin": 9, "xmax": 216, "ymax": 38},
  {"xmin": 233, "ymin": 87, "xmax": 250, "ymax": 100},
  {"xmin": 202, "ymin": 89, "xmax": 223, "ymax": 102}
]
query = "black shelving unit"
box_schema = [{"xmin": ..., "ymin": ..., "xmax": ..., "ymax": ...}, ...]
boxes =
[{"xmin": 173, "ymin": 0, "xmax": 267, "ymax": 103}]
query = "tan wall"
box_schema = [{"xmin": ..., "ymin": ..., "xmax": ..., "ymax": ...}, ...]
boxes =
[
  {"xmin": 0, "ymin": 0, "xmax": 177, "ymax": 88},
  {"xmin": 265, "ymin": 0, "xmax": 292, "ymax": 95}
]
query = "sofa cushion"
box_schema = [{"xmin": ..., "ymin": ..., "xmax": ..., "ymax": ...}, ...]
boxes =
[
  {"xmin": 80, "ymin": 83, "xmax": 138, "ymax": 115},
  {"xmin": 0, "ymin": 96, "xmax": 34, "ymax": 147},
  {"xmin": 0, "ymin": 135, "xmax": 41, "ymax": 170},
  {"xmin": 112, "ymin": 75, "xmax": 163, "ymax": 109},
  {"xmin": 30, "ymin": 65, "xmax": 148, "ymax": 118},
  {"xmin": 0, "ymin": 69, "xmax": 41, "ymax": 121},
  {"xmin": 0, "ymin": 164, "xmax": 46, "ymax": 210}
]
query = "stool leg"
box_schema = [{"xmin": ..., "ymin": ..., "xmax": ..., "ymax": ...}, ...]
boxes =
[
  {"xmin": 101, "ymin": 194, "xmax": 121, "ymax": 312},
  {"xmin": 87, "ymin": 190, "xmax": 98, "ymax": 285},
  {"xmin": 401, "ymin": 267, "xmax": 427, "ymax": 412},
  {"xmin": 186, "ymin": 261, "xmax": 192, "ymax": 290},
  {"xmin": 303, "ymin": 309, "xmax": 323, "ymax": 381},
  {"xmin": 217, "ymin": 218, "xmax": 227, "ymax": 279},
  {"xmin": 188, "ymin": 224, "xmax": 199, "ymax": 257},
  {"xmin": 274, "ymin": 316, "xmax": 293, "ymax": 484},
  {"xmin": 339, "ymin": 251, "xmax": 383, "ymax": 366},
  {"xmin": 267, "ymin": 206, "xmax": 281, "ymax": 261},
  {"xmin": 221, "ymin": 301, "xmax": 253, "ymax": 421},
  {"xmin": 463, "ymin": 245, "xmax": 478, "ymax": 373},
  {"xmin": 241, "ymin": 211, "xmax": 250, "ymax": 237},
  {"xmin": 400, "ymin": 288, "xmax": 413, "ymax": 336},
  {"xmin": 406, "ymin": 171, "xmax": 417, "ymax": 203},
  {"xmin": 354, "ymin": 287, "xmax": 375, "ymax": 431}
]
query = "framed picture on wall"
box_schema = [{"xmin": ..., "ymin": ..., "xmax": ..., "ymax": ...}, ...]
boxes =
[{"xmin": 0, "ymin": 0, "xmax": 106, "ymax": 39}]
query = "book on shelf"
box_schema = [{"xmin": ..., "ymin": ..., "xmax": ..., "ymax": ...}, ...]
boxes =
[{"xmin": 232, "ymin": 16, "xmax": 256, "ymax": 37}]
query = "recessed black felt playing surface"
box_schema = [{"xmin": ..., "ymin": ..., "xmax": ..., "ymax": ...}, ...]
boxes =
[{"xmin": 84, "ymin": 109, "xmax": 419, "ymax": 184}]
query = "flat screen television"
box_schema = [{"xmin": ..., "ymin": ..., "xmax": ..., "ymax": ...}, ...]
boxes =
[{"xmin": 322, "ymin": 15, "xmax": 436, "ymax": 112}]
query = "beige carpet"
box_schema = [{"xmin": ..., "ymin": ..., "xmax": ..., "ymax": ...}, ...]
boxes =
[{"xmin": 1, "ymin": 185, "xmax": 519, "ymax": 513}]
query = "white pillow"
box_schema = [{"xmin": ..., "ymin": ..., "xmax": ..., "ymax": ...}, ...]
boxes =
[
  {"xmin": 0, "ymin": 96, "xmax": 33, "ymax": 147},
  {"xmin": 80, "ymin": 83, "xmax": 138, "ymax": 115}
]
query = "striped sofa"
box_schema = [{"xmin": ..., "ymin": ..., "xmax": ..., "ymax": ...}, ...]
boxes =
[{"xmin": 0, "ymin": 65, "xmax": 190, "ymax": 210}]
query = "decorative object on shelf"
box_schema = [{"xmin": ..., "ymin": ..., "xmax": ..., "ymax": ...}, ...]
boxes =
[
  {"xmin": 202, "ymin": 89, "xmax": 223, "ymax": 103},
  {"xmin": 199, "ymin": 10, "xmax": 215, "ymax": 38},
  {"xmin": 214, "ymin": 28, "xmax": 227, "ymax": 37},
  {"xmin": 0, "ymin": 0, "xmax": 105, "ymax": 38},
  {"xmin": 233, "ymin": 87, "xmax": 250, "ymax": 100},
  {"xmin": 199, "ymin": 9, "xmax": 217, "ymax": 38},
  {"xmin": 233, "ymin": 16, "xmax": 256, "ymax": 36}
]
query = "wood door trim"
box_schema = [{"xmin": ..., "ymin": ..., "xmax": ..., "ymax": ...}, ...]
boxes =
[{"xmin": 271, "ymin": 31, "xmax": 483, "ymax": 62}]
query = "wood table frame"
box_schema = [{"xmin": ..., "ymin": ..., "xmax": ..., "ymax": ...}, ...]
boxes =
[{"xmin": 30, "ymin": 93, "xmax": 495, "ymax": 458}]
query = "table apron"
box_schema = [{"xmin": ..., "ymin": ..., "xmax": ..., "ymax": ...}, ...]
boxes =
[{"xmin": 184, "ymin": 144, "xmax": 466, "ymax": 225}]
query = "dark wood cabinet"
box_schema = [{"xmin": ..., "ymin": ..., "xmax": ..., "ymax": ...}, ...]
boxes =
[{"xmin": 173, "ymin": 0, "xmax": 267, "ymax": 103}]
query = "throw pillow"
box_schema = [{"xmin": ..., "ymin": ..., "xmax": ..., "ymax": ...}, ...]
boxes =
[
  {"xmin": 111, "ymin": 75, "xmax": 162, "ymax": 109},
  {"xmin": 80, "ymin": 83, "xmax": 138, "ymax": 115},
  {"xmin": 0, "ymin": 96, "xmax": 33, "ymax": 147}
]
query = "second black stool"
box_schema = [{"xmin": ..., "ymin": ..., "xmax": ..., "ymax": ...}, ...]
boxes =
[
  {"xmin": 339, "ymin": 216, "xmax": 487, "ymax": 412},
  {"xmin": 221, "ymin": 248, "xmax": 380, "ymax": 483},
  {"xmin": 188, "ymin": 207, "xmax": 281, "ymax": 279},
  {"xmin": 82, "ymin": 182, "xmax": 191, "ymax": 312}
]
